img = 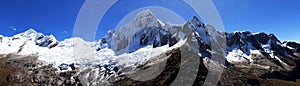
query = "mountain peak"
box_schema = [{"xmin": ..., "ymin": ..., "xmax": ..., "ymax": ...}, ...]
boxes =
[
  {"xmin": 137, "ymin": 9, "xmax": 154, "ymax": 16},
  {"xmin": 24, "ymin": 28, "xmax": 38, "ymax": 35},
  {"xmin": 110, "ymin": 9, "xmax": 163, "ymax": 52},
  {"xmin": 134, "ymin": 9, "xmax": 156, "ymax": 20},
  {"xmin": 132, "ymin": 9, "xmax": 160, "ymax": 28}
]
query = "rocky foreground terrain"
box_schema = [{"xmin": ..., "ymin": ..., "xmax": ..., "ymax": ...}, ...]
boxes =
[
  {"xmin": 0, "ymin": 54, "xmax": 80, "ymax": 85},
  {"xmin": 1, "ymin": 42, "xmax": 300, "ymax": 86}
]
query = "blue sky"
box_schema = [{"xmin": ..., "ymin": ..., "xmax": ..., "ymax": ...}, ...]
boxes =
[
  {"xmin": 213, "ymin": 0, "xmax": 300, "ymax": 42},
  {"xmin": 0, "ymin": 0, "xmax": 299, "ymax": 42},
  {"xmin": 0, "ymin": 0, "xmax": 84, "ymax": 40}
]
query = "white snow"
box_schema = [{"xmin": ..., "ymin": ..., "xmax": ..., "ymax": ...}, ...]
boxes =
[
  {"xmin": 261, "ymin": 39, "xmax": 272, "ymax": 54},
  {"xmin": 113, "ymin": 38, "xmax": 186, "ymax": 67},
  {"xmin": 226, "ymin": 48, "xmax": 263, "ymax": 63},
  {"xmin": 0, "ymin": 28, "xmax": 187, "ymax": 70},
  {"xmin": 252, "ymin": 32, "xmax": 262, "ymax": 35},
  {"xmin": 226, "ymin": 49, "xmax": 251, "ymax": 62}
]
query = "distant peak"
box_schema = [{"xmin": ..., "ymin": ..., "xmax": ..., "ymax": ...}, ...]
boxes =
[
  {"xmin": 233, "ymin": 31, "xmax": 251, "ymax": 34},
  {"xmin": 252, "ymin": 32, "xmax": 267, "ymax": 35},
  {"xmin": 24, "ymin": 28, "xmax": 38, "ymax": 35},
  {"xmin": 192, "ymin": 16, "xmax": 200, "ymax": 22},
  {"xmin": 188, "ymin": 16, "xmax": 205, "ymax": 28},
  {"xmin": 135, "ymin": 9, "xmax": 156, "ymax": 20}
]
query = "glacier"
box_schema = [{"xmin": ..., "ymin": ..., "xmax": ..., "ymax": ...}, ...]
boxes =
[{"xmin": 0, "ymin": 28, "xmax": 185, "ymax": 70}]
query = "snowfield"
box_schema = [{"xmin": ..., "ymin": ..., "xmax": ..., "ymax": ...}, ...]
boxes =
[{"xmin": 0, "ymin": 28, "xmax": 187, "ymax": 71}]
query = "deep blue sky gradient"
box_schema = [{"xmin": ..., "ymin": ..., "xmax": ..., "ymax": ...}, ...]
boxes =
[
  {"xmin": 213, "ymin": 0, "xmax": 300, "ymax": 42},
  {"xmin": 0, "ymin": 0, "xmax": 299, "ymax": 42},
  {"xmin": 97, "ymin": 0, "xmax": 199, "ymax": 40},
  {"xmin": 0, "ymin": 0, "xmax": 84, "ymax": 40}
]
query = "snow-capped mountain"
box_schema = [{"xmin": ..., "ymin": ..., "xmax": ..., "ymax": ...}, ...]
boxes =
[
  {"xmin": 284, "ymin": 41, "xmax": 300, "ymax": 54},
  {"xmin": 0, "ymin": 29, "xmax": 59, "ymax": 54},
  {"xmin": 110, "ymin": 9, "xmax": 164, "ymax": 54},
  {"xmin": 225, "ymin": 31, "xmax": 300, "ymax": 68}
]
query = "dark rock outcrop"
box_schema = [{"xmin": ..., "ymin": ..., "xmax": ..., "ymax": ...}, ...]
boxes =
[{"xmin": 0, "ymin": 54, "xmax": 81, "ymax": 85}]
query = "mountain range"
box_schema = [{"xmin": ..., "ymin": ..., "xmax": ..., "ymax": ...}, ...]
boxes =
[{"xmin": 0, "ymin": 9, "xmax": 300, "ymax": 85}]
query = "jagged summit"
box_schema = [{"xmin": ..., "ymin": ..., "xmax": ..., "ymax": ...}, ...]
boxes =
[
  {"xmin": 284, "ymin": 41, "xmax": 300, "ymax": 53},
  {"xmin": 13, "ymin": 28, "xmax": 38, "ymax": 40},
  {"xmin": 110, "ymin": 9, "xmax": 165, "ymax": 53},
  {"xmin": 24, "ymin": 28, "xmax": 38, "ymax": 35},
  {"xmin": 132, "ymin": 9, "xmax": 161, "ymax": 28},
  {"xmin": 187, "ymin": 16, "xmax": 211, "ymax": 45},
  {"xmin": 3, "ymin": 29, "xmax": 59, "ymax": 49},
  {"xmin": 0, "ymin": 29, "xmax": 59, "ymax": 55},
  {"xmin": 103, "ymin": 9, "xmax": 213, "ymax": 56},
  {"xmin": 225, "ymin": 31, "xmax": 299, "ymax": 66}
]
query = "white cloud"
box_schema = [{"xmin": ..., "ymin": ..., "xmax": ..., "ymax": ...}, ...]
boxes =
[
  {"xmin": 62, "ymin": 31, "xmax": 68, "ymax": 34},
  {"xmin": 9, "ymin": 26, "xmax": 17, "ymax": 31}
]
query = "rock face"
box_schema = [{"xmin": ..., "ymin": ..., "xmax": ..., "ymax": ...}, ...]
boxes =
[
  {"xmin": 222, "ymin": 31, "xmax": 300, "ymax": 86},
  {"xmin": 225, "ymin": 31, "xmax": 298, "ymax": 65},
  {"xmin": 110, "ymin": 9, "xmax": 163, "ymax": 53},
  {"xmin": 186, "ymin": 16, "xmax": 213, "ymax": 58},
  {"xmin": 128, "ymin": 26, "xmax": 177, "ymax": 53},
  {"xmin": 284, "ymin": 41, "xmax": 300, "ymax": 53},
  {"xmin": 188, "ymin": 16, "xmax": 211, "ymax": 46},
  {"xmin": 35, "ymin": 33, "xmax": 59, "ymax": 49},
  {"xmin": 17, "ymin": 29, "xmax": 59, "ymax": 49},
  {"xmin": 96, "ymin": 30, "xmax": 115, "ymax": 51},
  {"xmin": 111, "ymin": 48, "xmax": 188, "ymax": 85}
]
